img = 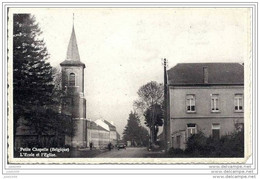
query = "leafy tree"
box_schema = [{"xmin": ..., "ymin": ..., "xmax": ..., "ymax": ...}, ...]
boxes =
[
  {"xmin": 123, "ymin": 111, "xmax": 149, "ymax": 146},
  {"xmin": 134, "ymin": 81, "xmax": 164, "ymax": 144},
  {"xmin": 144, "ymin": 103, "xmax": 163, "ymax": 143},
  {"xmin": 134, "ymin": 81, "xmax": 164, "ymax": 112},
  {"xmin": 13, "ymin": 14, "xmax": 75, "ymax": 147}
]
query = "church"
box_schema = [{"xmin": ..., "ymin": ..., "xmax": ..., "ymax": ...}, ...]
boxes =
[
  {"xmin": 60, "ymin": 24, "xmax": 88, "ymax": 148},
  {"xmin": 60, "ymin": 21, "xmax": 121, "ymax": 149},
  {"xmin": 14, "ymin": 21, "xmax": 120, "ymax": 150}
]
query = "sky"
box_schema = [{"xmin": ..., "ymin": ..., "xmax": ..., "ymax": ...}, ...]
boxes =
[{"xmin": 11, "ymin": 8, "xmax": 249, "ymax": 136}]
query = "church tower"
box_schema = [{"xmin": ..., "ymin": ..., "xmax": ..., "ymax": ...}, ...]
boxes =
[{"xmin": 60, "ymin": 22, "xmax": 87, "ymax": 148}]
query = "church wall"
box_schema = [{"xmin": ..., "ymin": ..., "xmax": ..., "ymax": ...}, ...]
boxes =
[
  {"xmin": 61, "ymin": 66, "xmax": 84, "ymax": 93},
  {"xmin": 70, "ymin": 119, "xmax": 87, "ymax": 147},
  {"xmin": 79, "ymin": 98, "xmax": 86, "ymax": 119}
]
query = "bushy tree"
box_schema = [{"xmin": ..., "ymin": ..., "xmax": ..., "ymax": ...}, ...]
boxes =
[
  {"xmin": 183, "ymin": 129, "xmax": 244, "ymax": 157},
  {"xmin": 134, "ymin": 81, "xmax": 164, "ymax": 144},
  {"xmin": 144, "ymin": 103, "xmax": 163, "ymax": 143},
  {"xmin": 134, "ymin": 81, "xmax": 164, "ymax": 111},
  {"xmin": 185, "ymin": 131, "xmax": 209, "ymax": 156}
]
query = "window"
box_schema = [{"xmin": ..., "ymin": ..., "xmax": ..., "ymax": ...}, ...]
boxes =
[
  {"xmin": 69, "ymin": 73, "xmax": 75, "ymax": 86},
  {"xmin": 187, "ymin": 123, "xmax": 197, "ymax": 139},
  {"xmin": 211, "ymin": 94, "xmax": 219, "ymax": 112},
  {"xmin": 186, "ymin": 94, "xmax": 196, "ymax": 112},
  {"xmin": 234, "ymin": 94, "xmax": 243, "ymax": 112},
  {"xmin": 212, "ymin": 123, "xmax": 220, "ymax": 140}
]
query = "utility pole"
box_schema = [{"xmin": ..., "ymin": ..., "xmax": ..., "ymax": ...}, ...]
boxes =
[{"xmin": 163, "ymin": 58, "xmax": 168, "ymax": 153}]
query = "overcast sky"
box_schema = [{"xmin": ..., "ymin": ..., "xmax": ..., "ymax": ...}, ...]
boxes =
[{"xmin": 12, "ymin": 8, "xmax": 249, "ymax": 136}]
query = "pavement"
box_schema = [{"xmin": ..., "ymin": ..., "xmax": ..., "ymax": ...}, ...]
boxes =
[{"xmin": 95, "ymin": 147, "xmax": 165, "ymax": 158}]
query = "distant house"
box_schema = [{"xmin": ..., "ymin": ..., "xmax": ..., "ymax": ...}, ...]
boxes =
[
  {"xmin": 87, "ymin": 121, "xmax": 110, "ymax": 149},
  {"xmin": 87, "ymin": 119, "xmax": 120, "ymax": 148},
  {"xmin": 103, "ymin": 120, "xmax": 118, "ymax": 145},
  {"xmin": 167, "ymin": 63, "xmax": 244, "ymax": 150}
]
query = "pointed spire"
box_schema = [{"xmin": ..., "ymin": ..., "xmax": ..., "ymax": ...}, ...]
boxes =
[{"xmin": 66, "ymin": 15, "xmax": 80, "ymax": 61}]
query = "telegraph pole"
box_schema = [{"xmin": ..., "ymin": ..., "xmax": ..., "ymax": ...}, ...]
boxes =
[{"xmin": 163, "ymin": 58, "xmax": 168, "ymax": 153}]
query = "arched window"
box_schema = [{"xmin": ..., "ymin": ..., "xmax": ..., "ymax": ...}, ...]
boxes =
[{"xmin": 69, "ymin": 73, "xmax": 75, "ymax": 86}]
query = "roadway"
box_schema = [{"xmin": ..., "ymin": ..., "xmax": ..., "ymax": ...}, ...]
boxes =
[{"xmin": 95, "ymin": 147, "xmax": 162, "ymax": 158}]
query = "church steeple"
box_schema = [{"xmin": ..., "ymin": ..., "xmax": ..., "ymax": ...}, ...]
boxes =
[
  {"xmin": 66, "ymin": 25, "xmax": 80, "ymax": 61},
  {"xmin": 60, "ymin": 15, "xmax": 85, "ymax": 68},
  {"xmin": 60, "ymin": 14, "xmax": 87, "ymax": 148}
]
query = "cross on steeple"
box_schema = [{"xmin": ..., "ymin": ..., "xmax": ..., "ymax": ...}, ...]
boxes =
[{"xmin": 73, "ymin": 13, "xmax": 74, "ymax": 26}]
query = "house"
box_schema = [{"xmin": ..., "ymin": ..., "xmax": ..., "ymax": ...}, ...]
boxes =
[
  {"xmin": 167, "ymin": 63, "xmax": 244, "ymax": 150},
  {"xmin": 87, "ymin": 121, "xmax": 110, "ymax": 149},
  {"xmin": 87, "ymin": 119, "xmax": 120, "ymax": 148},
  {"xmin": 103, "ymin": 120, "xmax": 118, "ymax": 145}
]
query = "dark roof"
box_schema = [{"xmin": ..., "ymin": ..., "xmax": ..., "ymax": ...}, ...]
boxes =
[
  {"xmin": 167, "ymin": 63, "xmax": 244, "ymax": 85},
  {"xmin": 103, "ymin": 120, "xmax": 116, "ymax": 131},
  {"xmin": 66, "ymin": 26, "xmax": 81, "ymax": 61},
  {"xmin": 60, "ymin": 25, "xmax": 85, "ymax": 68},
  {"xmin": 60, "ymin": 60, "xmax": 85, "ymax": 68},
  {"xmin": 88, "ymin": 121, "xmax": 109, "ymax": 131}
]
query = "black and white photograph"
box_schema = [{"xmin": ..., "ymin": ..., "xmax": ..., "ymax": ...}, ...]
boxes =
[{"xmin": 6, "ymin": 4, "xmax": 253, "ymax": 166}]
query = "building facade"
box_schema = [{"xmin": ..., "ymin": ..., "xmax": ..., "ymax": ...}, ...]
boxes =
[
  {"xmin": 103, "ymin": 120, "xmax": 118, "ymax": 145},
  {"xmin": 167, "ymin": 63, "xmax": 244, "ymax": 150},
  {"xmin": 60, "ymin": 25, "xmax": 87, "ymax": 148},
  {"xmin": 87, "ymin": 119, "xmax": 120, "ymax": 148},
  {"xmin": 87, "ymin": 121, "xmax": 110, "ymax": 149}
]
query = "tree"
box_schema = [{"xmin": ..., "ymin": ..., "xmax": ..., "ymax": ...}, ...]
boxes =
[
  {"xmin": 134, "ymin": 81, "xmax": 164, "ymax": 144},
  {"xmin": 144, "ymin": 103, "xmax": 163, "ymax": 143},
  {"xmin": 13, "ymin": 14, "xmax": 75, "ymax": 147},
  {"xmin": 13, "ymin": 14, "xmax": 53, "ymax": 105},
  {"xmin": 134, "ymin": 81, "xmax": 164, "ymax": 112},
  {"xmin": 13, "ymin": 14, "xmax": 53, "ymax": 132},
  {"xmin": 123, "ymin": 111, "xmax": 149, "ymax": 147}
]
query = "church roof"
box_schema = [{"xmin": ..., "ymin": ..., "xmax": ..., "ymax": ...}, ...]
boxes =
[
  {"xmin": 60, "ymin": 25, "xmax": 85, "ymax": 68},
  {"xmin": 167, "ymin": 63, "xmax": 244, "ymax": 86}
]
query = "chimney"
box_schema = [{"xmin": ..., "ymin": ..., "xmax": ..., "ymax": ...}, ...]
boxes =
[{"xmin": 203, "ymin": 67, "xmax": 208, "ymax": 84}]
